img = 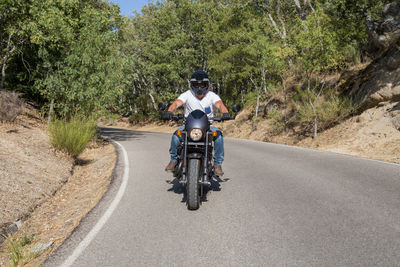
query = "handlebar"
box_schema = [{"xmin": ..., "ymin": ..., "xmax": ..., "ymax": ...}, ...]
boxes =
[
  {"xmin": 171, "ymin": 114, "xmax": 184, "ymax": 121},
  {"xmin": 162, "ymin": 112, "xmax": 236, "ymax": 122},
  {"xmin": 212, "ymin": 115, "xmax": 236, "ymax": 122}
]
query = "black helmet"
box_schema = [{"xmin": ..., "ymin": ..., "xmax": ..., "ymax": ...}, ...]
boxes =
[{"xmin": 190, "ymin": 70, "xmax": 210, "ymax": 96}]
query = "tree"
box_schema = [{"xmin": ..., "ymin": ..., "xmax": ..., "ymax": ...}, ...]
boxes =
[
  {"xmin": 0, "ymin": 0, "xmax": 30, "ymax": 91},
  {"xmin": 26, "ymin": 0, "xmax": 123, "ymax": 118},
  {"xmin": 293, "ymin": 6, "xmax": 344, "ymax": 138}
]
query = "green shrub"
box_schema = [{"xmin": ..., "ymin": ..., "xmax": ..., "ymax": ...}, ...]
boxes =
[
  {"xmin": 267, "ymin": 109, "xmax": 285, "ymax": 133},
  {"xmin": 49, "ymin": 117, "xmax": 96, "ymax": 158},
  {"xmin": 243, "ymin": 91, "xmax": 259, "ymax": 107},
  {"xmin": 295, "ymin": 93, "xmax": 355, "ymax": 130},
  {"xmin": 317, "ymin": 96, "xmax": 354, "ymax": 127}
]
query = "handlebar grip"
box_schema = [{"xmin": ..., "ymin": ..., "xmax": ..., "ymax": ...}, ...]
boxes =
[{"xmin": 213, "ymin": 115, "xmax": 234, "ymax": 122}]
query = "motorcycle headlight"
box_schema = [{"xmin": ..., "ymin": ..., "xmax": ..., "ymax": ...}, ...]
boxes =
[{"xmin": 189, "ymin": 128, "xmax": 203, "ymax": 141}]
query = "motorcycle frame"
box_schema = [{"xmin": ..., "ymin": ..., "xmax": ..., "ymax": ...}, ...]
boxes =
[{"xmin": 175, "ymin": 129, "xmax": 214, "ymax": 196}]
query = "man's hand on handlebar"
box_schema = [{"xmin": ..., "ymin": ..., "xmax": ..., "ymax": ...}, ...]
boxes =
[
  {"xmin": 222, "ymin": 113, "xmax": 231, "ymax": 120},
  {"xmin": 162, "ymin": 112, "xmax": 184, "ymax": 121}
]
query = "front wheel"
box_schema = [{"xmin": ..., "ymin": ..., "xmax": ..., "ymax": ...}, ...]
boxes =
[{"xmin": 187, "ymin": 158, "xmax": 201, "ymax": 210}]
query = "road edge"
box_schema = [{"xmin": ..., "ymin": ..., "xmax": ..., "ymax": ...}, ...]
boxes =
[{"xmin": 43, "ymin": 138, "xmax": 130, "ymax": 267}]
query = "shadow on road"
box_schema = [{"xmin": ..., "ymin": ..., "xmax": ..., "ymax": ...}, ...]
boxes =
[
  {"xmin": 166, "ymin": 176, "xmax": 230, "ymax": 203},
  {"xmin": 166, "ymin": 179, "xmax": 186, "ymax": 203},
  {"xmin": 100, "ymin": 127, "xmax": 145, "ymax": 141}
]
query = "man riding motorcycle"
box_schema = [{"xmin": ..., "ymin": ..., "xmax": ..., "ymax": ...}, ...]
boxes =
[{"xmin": 163, "ymin": 70, "xmax": 230, "ymax": 176}]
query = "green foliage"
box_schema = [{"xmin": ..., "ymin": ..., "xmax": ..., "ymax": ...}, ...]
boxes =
[
  {"xmin": 243, "ymin": 91, "xmax": 260, "ymax": 108},
  {"xmin": 266, "ymin": 109, "xmax": 285, "ymax": 133},
  {"xmin": 49, "ymin": 117, "xmax": 96, "ymax": 158},
  {"xmin": 293, "ymin": 6, "xmax": 345, "ymax": 73},
  {"xmin": 1, "ymin": 232, "xmax": 35, "ymax": 267},
  {"xmin": 2, "ymin": 0, "xmax": 387, "ymax": 127},
  {"xmin": 2, "ymin": 0, "xmax": 123, "ymax": 118},
  {"xmin": 295, "ymin": 89, "xmax": 355, "ymax": 129},
  {"xmin": 323, "ymin": 0, "xmax": 391, "ymax": 48},
  {"xmin": 31, "ymin": 1, "xmax": 123, "ymax": 117}
]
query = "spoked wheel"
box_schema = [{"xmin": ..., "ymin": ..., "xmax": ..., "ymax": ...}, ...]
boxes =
[{"xmin": 187, "ymin": 158, "xmax": 201, "ymax": 210}]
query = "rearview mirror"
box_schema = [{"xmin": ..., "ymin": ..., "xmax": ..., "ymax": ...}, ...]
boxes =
[
  {"xmin": 158, "ymin": 102, "xmax": 167, "ymax": 111},
  {"xmin": 232, "ymin": 104, "xmax": 241, "ymax": 113}
]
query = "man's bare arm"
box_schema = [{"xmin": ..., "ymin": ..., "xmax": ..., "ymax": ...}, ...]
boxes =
[
  {"xmin": 214, "ymin": 100, "xmax": 229, "ymax": 114},
  {"xmin": 168, "ymin": 99, "xmax": 184, "ymax": 113}
]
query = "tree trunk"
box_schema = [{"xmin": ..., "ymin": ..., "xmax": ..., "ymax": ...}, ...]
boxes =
[
  {"xmin": 307, "ymin": 76, "xmax": 318, "ymax": 139},
  {"xmin": 148, "ymin": 92, "xmax": 157, "ymax": 110},
  {"xmin": 131, "ymin": 83, "xmax": 138, "ymax": 114},
  {"xmin": 276, "ymin": 0, "xmax": 287, "ymax": 40},
  {"xmin": 281, "ymin": 75, "xmax": 288, "ymax": 132},
  {"xmin": 255, "ymin": 87, "xmax": 260, "ymax": 118},
  {"xmin": 48, "ymin": 97, "xmax": 55, "ymax": 124},
  {"xmin": 250, "ymin": 75, "xmax": 261, "ymax": 118},
  {"xmin": 293, "ymin": 0, "xmax": 305, "ymax": 20},
  {"xmin": 267, "ymin": 13, "xmax": 282, "ymax": 38},
  {"xmin": 261, "ymin": 68, "xmax": 267, "ymax": 94},
  {"xmin": 148, "ymin": 82, "xmax": 157, "ymax": 110},
  {"xmin": 305, "ymin": 0, "xmax": 315, "ymax": 12},
  {"xmin": 201, "ymin": 45, "xmax": 206, "ymax": 70},
  {"xmin": 1, "ymin": 34, "xmax": 16, "ymax": 91},
  {"xmin": 313, "ymin": 116, "xmax": 318, "ymax": 139}
]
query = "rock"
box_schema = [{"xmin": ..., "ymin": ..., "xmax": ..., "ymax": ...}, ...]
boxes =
[
  {"xmin": 386, "ymin": 50, "xmax": 400, "ymax": 70},
  {"xmin": 0, "ymin": 229, "xmax": 6, "ymax": 244},
  {"xmin": 0, "ymin": 223, "xmax": 18, "ymax": 244},
  {"xmin": 0, "ymin": 220, "xmax": 23, "ymax": 244},
  {"xmin": 15, "ymin": 219, "xmax": 22, "ymax": 228},
  {"xmin": 262, "ymin": 99, "xmax": 282, "ymax": 117},
  {"xmin": 31, "ymin": 241, "xmax": 54, "ymax": 253},
  {"xmin": 351, "ymin": 2, "xmax": 400, "ymax": 110},
  {"xmin": 392, "ymin": 116, "xmax": 400, "ymax": 130},
  {"xmin": 351, "ymin": 56, "xmax": 400, "ymax": 109},
  {"xmin": 367, "ymin": 2, "xmax": 400, "ymax": 58}
]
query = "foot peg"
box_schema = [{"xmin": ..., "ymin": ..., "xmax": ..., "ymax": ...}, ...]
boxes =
[{"xmin": 200, "ymin": 180, "xmax": 211, "ymax": 186}]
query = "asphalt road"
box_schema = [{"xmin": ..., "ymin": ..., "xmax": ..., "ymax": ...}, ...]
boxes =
[{"xmin": 45, "ymin": 128, "xmax": 400, "ymax": 266}]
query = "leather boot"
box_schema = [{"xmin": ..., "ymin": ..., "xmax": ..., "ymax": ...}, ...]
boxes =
[
  {"xmin": 214, "ymin": 165, "xmax": 224, "ymax": 176},
  {"xmin": 165, "ymin": 161, "xmax": 177, "ymax": 172}
]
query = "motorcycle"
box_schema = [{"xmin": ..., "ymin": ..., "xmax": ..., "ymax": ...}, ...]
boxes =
[{"xmin": 159, "ymin": 103, "xmax": 240, "ymax": 210}]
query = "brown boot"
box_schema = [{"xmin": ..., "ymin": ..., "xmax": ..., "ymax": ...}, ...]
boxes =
[
  {"xmin": 214, "ymin": 165, "xmax": 224, "ymax": 177},
  {"xmin": 165, "ymin": 161, "xmax": 177, "ymax": 172}
]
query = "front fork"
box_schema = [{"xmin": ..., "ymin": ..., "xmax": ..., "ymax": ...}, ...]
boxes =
[{"xmin": 179, "ymin": 131, "xmax": 213, "ymax": 196}]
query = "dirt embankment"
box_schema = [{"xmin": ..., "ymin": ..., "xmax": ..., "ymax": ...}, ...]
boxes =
[{"xmin": 0, "ymin": 113, "xmax": 116, "ymax": 266}]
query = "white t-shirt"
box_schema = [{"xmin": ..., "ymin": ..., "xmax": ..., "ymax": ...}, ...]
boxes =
[{"xmin": 178, "ymin": 90, "xmax": 221, "ymax": 119}]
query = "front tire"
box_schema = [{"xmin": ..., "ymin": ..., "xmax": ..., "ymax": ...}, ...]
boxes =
[{"xmin": 187, "ymin": 159, "xmax": 201, "ymax": 210}]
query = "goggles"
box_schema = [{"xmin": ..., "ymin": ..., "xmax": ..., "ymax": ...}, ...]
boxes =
[{"xmin": 191, "ymin": 81, "xmax": 208, "ymax": 88}]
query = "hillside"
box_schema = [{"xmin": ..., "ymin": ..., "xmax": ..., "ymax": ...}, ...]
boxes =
[
  {"xmin": 0, "ymin": 111, "xmax": 116, "ymax": 266},
  {"xmin": 1, "ymin": 1, "xmax": 400, "ymax": 265}
]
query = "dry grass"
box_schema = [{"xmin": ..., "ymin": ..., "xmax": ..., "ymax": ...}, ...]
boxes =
[
  {"xmin": 0, "ymin": 117, "xmax": 116, "ymax": 266},
  {"xmin": 0, "ymin": 91, "xmax": 25, "ymax": 123},
  {"xmin": 49, "ymin": 117, "xmax": 97, "ymax": 158}
]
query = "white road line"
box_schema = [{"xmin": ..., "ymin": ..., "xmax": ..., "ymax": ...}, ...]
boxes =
[{"xmin": 60, "ymin": 140, "xmax": 129, "ymax": 267}]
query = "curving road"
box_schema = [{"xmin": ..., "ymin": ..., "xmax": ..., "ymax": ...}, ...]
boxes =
[{"xmin": 45, "ymin": 128, "xmax": 400, "ymax": 266}]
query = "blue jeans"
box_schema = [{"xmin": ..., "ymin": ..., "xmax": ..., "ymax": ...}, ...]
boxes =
[{"xmin": 169, "ymin": 125, "xmax": 224, "ymax": 165}]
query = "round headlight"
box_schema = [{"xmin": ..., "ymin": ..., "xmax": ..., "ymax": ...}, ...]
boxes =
[{"xmin": 189, "ymin": 128, "xmax": 203, "ymax": 141}]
